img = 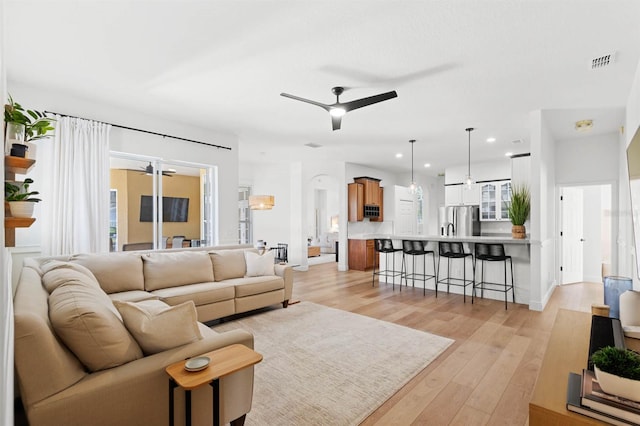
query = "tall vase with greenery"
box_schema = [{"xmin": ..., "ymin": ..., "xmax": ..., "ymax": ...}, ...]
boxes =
[{"xmin": 508, "ymin": 184, "xmax": 530, "ymax": 239}]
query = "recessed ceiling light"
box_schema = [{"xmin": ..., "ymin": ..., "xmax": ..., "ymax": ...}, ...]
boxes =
[
  {"xmin": 486, "ymin": 137, "xmax": 496, "ymax": 143},
  {"xmin": 575, "ymin": 119, "xmax": 594, "ymax": 132},
  {"xmin": 505, "ymin": 152, "xmax": 513, "ymax": 157},
  {"xmin": 424, "ymin": 163, "xmax": 431, "ymax": 168},
  {"xmin": 395, "ymin": 153, "xmax": 403, "ymax": 158}
]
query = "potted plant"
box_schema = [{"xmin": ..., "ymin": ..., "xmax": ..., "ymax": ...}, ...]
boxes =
[
  {"xmin": 590, "ymin": 346, "xmax": 640, "ymax": 402},
  {"xmin": 508, "ymin": 184, "xmax": 530, "ymax": 239},
  {"xmin": 5, "ymin": 178, "xmax": 41, "ymax": 218},
  {"xmin": 4, "ymin": 94, "xmax": 55, "ymax": 157}
]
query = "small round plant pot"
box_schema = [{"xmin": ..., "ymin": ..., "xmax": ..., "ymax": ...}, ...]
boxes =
[
  {"xmin": 595, "ymin": 366, "xmax": 640, "ymax": 402},
  {"xmin": 10, "ymin": 143, "xmax": 28, "ymax": 158},
  {"xmin": 8, "ymin": 201, "xmax": 35, "ymax": 218},
  {"xmin": 512, "ymin": 225, "xmax": 526, "ymax": 239}
]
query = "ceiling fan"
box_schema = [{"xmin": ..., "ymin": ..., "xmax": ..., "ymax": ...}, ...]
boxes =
[
  {"xmin": 127, "ymin": 162, "xmax": 176, "ymax": 177},
  {"xmin": 280, "ymin": 86, "xmax": 398, "ymax": 130}
]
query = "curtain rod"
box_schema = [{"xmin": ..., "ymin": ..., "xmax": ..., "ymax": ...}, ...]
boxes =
[{"xmin": 45, "ymin": 110, "xmax": 232, "ymax": 151}]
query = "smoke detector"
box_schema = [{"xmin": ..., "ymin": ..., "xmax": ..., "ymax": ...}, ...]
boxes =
[
  {"xmin": 575, "ymin": 119, "xmax": 594, "ymax": 132},
  {"xmin": 590, "ymin": 52, "xmax": 616, "ymax": 70}
]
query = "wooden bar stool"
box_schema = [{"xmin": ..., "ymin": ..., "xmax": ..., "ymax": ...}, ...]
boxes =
[
  {"xmin": 372, "ymin": 239, "xmax": 403, "ymax": 288},
  {"xmin": 473, "ymin": 243, "xmax": 515, "ymax": 309},
  {"xmin": 436, "ymin": 241, "xmax": 474, "ymax": 303},
  {"xmin": 401, "ymin": 240, "xmax": 436, "ymax": 295}
]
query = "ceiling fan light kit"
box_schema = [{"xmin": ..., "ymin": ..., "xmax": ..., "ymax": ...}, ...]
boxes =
[{"xmin": 280, "ymin": 86, "xmax": 398, "ymax": 130}]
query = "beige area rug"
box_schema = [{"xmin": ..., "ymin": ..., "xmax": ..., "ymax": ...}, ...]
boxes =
[{"xmin": 213, "ymin": 302, "xmax": 454, "ymax": 425}]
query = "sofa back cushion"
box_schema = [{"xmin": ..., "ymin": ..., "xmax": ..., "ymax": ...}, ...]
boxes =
[
  {"xmin": 48, "ymin": 271, "xmax": 143, "ymax": 372},
  {"xmin": 142, "ymin": 251, "xmax": 214, "ymax": 291},
  {"xmin": 70, "ymin": 253, "xmax": 145, "ymax": 294},
  {"xmin": 41, "ymin": 260, "xmax": 102, "ymax": 293},
  {"xmin": 209, "ymin": 249, "xmax": 250, "ymax": 281},
  {"xmin": 14, "ymin": 261, "xmax": 88, "ymax": 407}
]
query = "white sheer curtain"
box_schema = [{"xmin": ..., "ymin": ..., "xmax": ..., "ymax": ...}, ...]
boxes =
[{"xmin": 41, "ymin": 116, "xmax": 111, "ymax": 255}]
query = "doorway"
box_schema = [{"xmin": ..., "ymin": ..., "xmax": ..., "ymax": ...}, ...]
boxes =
[{"xmin": 559, "ymin": 183, "xmax": 612, "ymax": 285}]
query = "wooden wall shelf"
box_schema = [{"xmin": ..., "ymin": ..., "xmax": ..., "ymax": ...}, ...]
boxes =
[
  {"xmin": 5, "ymin": 155, "xmax": 38, "ymax": 246},
  {"xmin": 5, "ymin": 156, "xmax": 36, "ymax": 176},
  {"xmin": 5, "ymin": 217, "xmax": 36, "ymax": 247}
]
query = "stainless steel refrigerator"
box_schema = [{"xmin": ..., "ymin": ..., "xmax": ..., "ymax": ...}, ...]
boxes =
[{"xmin": 438, "ymin": 205, "xmax": 481, "ymax": 236}]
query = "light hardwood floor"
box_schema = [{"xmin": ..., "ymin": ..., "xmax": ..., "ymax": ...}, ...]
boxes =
[{"xmin": 291, "ymin": 262, "xmax": 604, "ymax": 426}]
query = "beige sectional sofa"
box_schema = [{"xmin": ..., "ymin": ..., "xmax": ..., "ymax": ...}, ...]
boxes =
[{"xmin": 14, "ymin": 245, "xmax": 293, "ymax": 426}]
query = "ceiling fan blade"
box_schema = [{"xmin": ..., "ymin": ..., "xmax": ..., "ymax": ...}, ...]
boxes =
[
  {"xmin": 331, "ymin": 115, "xmax": 342, "ymax": 131},
  {"xmin": 280, "ymin": 93, "xmax": 331, "ymax": 112},
  {"xmin": 342, "ymin": 91, "xmax": 398, "ymax": 113}
]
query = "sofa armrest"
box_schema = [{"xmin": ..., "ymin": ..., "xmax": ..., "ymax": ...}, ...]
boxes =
[
  {"xmin": 26, "ymin": 329, "xmax": 255, "ymax": 426},
  {"xmin": 274, "ymin": 264, "xmax": 293, "ymax": 302}
]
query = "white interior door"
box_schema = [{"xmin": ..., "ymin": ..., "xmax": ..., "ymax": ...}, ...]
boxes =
[
  {"xmin": 561, "ymin": 187, "xmax": 584, "ymax": 284},
  {"xmin": 397, "ymin": 199, "xmax": 415, "ymax": 234}
]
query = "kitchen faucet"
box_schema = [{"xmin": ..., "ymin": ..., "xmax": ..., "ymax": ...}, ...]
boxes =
[{"xmin": 446, "ymin": 222, "xmax": 455, "ymax": 236}]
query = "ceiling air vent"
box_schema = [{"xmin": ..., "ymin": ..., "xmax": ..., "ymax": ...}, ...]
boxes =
[
  {"xmin": 590, "ymin": 52, "xmax": 616, "ymax": 70},
  {"xmin": 304, "ymin": 142, "xmax": 322, "ymax": 148}
]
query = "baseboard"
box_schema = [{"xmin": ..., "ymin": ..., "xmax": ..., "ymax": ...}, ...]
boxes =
[{"xmin": 530, "ymin": 281, "xmax": 557, "ymax": 311}]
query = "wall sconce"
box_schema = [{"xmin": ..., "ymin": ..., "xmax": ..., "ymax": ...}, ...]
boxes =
[{"xmin": 249, "ymin": 195, "xmax": 275, "ymax": 210}]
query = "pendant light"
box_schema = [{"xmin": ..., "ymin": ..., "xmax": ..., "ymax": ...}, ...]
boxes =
[
  {"xmin": 409, "ymin": 139, "xmax": 417, "ymax": 193},
  {"xmin": 465, "ymin": 128, "xmax": 475, "ymax": 188}
]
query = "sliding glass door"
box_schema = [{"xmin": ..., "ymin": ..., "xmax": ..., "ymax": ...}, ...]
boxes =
[{"xmin": 109, "ymin": 152, "xmax": 217, "ymax": 251}]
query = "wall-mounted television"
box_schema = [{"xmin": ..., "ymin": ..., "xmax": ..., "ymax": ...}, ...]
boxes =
[{"xmin": 140, "ymin": 195, "xmax": 189, "ymax": 222}]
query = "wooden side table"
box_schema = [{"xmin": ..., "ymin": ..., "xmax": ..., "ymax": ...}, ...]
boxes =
[
  {"xmin": 166, "ymin": 344, "xmax": 262, "ymax": 426},
  {"xmin": 307, "ymin": 246, "xmax": 321, "ymax": 257}
]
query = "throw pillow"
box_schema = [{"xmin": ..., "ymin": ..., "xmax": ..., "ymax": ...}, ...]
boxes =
[
  {"xmin": 114, "ymin": 300, "xmax": 203, "ymax": 355},
  {"xmin": 244, "ymin": 250, "xmax": 276, "ymax": 277},
  {"xmin": 209, "ymin": 249, "xmax": 247, "ymax": 281},
  {"xmin": 48, "ymin": 282, "xmax": 143, "ymax": 372}
]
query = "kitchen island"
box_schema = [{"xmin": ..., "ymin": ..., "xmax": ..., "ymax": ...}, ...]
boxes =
[{"xmin": 349, "ymin": 234, "xmax": 531, "ymax": 306}]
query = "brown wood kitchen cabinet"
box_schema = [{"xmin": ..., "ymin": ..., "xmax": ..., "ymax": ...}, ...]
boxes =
[
  {"xmin": 348, "ymin": 177, "xmax": 383, "ymax": 222},
  {"xmin": 348, "ymin": 239, "xmax": 375, "ymax": 271}
]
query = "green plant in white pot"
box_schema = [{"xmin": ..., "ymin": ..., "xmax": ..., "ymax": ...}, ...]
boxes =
[
  {"xmin": 508, "ymin": 184, "xmax": 530, "ymax": 239},
  {"xmin": 5, "ymin": 178, "xmax": 41, "ymax": 218},
  {"xmin": 590, "ymin": 346, "xmax": 640, "ymax": 402},
  {"xmin": 4, "ymin": 94, "xmax": 55, "ymax": 157}
]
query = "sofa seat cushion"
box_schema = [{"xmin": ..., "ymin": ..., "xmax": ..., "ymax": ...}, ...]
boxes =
[
  {"xmin": 143, "ymin": 251, "xmax": 215, "ymax": 291},
  {"xmin": 109, "ymin": 290, "xmax": 158, "ymax": 303},
  {"xmin": 71, "ymin": 253, "xmax": 145, "ymax": 294},
  {"xmin": 150, "ymin": 281, "xmax": 235, "ymax": 307},
  {"xmin": 48, "ymin": 278, "xmax": 143, "ymax": 372},
  {"xmin": 227, "ymin": 276, "xmax": 285, "ymax": 298},
  {"xmin": 114, "ymin": 300, "xmax": 203, "ymax": 355}
]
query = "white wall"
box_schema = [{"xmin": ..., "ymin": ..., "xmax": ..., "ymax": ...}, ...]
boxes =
[
  {"xmin": 529, "ymin": 110, "xmax": 557, "ymax": 311},
  {"xmin": 624, "ymin": 59, "xmax": 640, "ymax": 289},
  {"xmin": 1, "ymin": 0, "xmax": 15, "ymax": 422},
  {"xmin": 555, "ymin": 133, "xmax": 619, "ymax": 184},
  {"xmin": 8, "ymin": 81, "xmax": 240, "ymax": 246}
]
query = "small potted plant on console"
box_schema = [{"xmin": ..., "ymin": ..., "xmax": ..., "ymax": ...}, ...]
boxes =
[{"xmin": 590, "ymin": 346, "xmax": 640, "ymax": 402}]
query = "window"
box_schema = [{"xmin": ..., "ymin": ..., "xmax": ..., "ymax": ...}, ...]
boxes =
[{"xmin": 110, "ymin": 152, "xmax": 217, "ymax": 250}]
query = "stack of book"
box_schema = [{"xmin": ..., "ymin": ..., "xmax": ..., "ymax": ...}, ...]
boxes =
[{"xmin": 567, "ymin": 369, "xmax": 640, "ymax": 425}]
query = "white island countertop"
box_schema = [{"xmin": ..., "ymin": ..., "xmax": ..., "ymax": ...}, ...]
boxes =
[{"xmin": 348, "ymin": 234, "xmax": 530, "ymax": 245}]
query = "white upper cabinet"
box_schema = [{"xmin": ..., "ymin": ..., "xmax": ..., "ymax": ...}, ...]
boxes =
[
  {"xmin": 480, "ymin": 180, "xmax": 511, "ymax": 221},
  {"xmin": 444, "ymin": 183, "xmax": 480, "ymax": 206}
]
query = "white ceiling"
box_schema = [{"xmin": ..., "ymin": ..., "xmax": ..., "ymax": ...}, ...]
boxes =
[{"xmin": 5, "ymin": 1, "xmax": 640, "ymax": 176}]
